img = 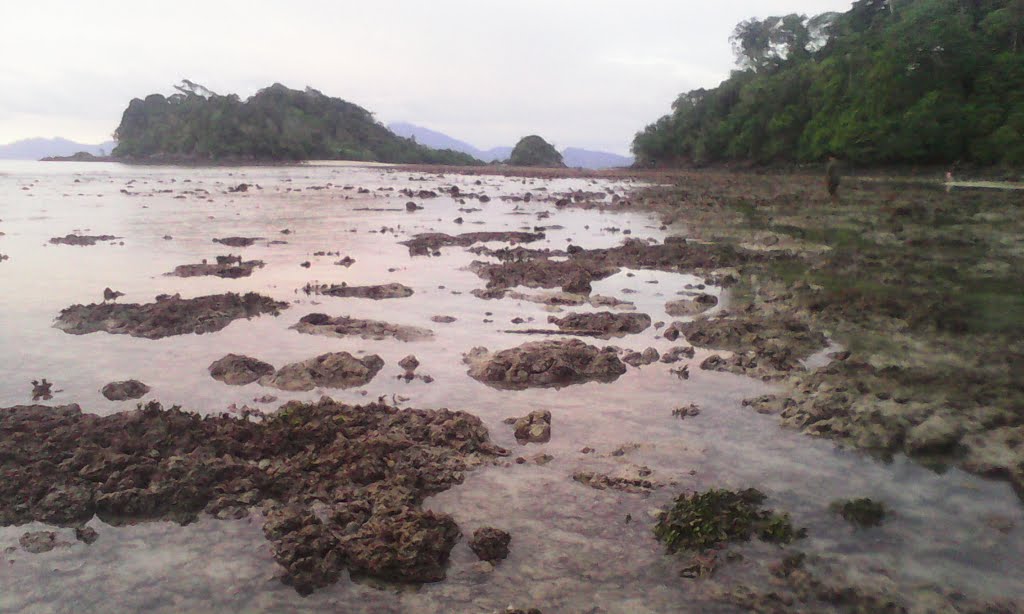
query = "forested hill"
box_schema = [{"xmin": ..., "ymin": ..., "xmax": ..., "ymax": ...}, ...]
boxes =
[
  {"xmin": 112, "ymin": 82, "xmax": 480, "ymax": 164},
  {"xmin": 632, "ymin": 0, "xmax": 1024, "ymax": 167}
]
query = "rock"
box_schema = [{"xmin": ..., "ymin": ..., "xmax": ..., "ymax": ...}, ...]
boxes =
[
  {"xmin": 55, "ymin": 293, "xmax": 287, "ymax": 339},
  {"xmin": 546, "ymin": 312, "xmax": 651, "ymax": 339},
  {"xmin": 302, "ymin": 282, "xmax": 413, "ymax": 299},
  {"xmin": 904, "ymin": 412, "xmax": 964, "ymax": 454},
  {"xmin": 431, "ymin": 315, "xmax": 457, "ymax": 324},
  {"xmin": 0, "ymin": 399, "xmax": 507, "ymax": 593},
  {"xmin": 399, "ymin": 355, "xmax": 420, "ymax": 372},
  {"xmin": 293, "ymin": 313, "xmax": 433, "ymax": 342},
  {"xmin": 74, "ymin": 526, "xmax": 99, "ymax": 544},
  {"xmin": 341, "ymin": 508, "xmax": 461, "ymax": 583},
  {"xmin": 464, "ymin": 340, "xmax": 626, "ymax": 389},
  {"xmin": 623, "ymin": 348, "xmax": 659, "ymax": 368},
  {"xmin": 209, "ymin": 354, "xmax": 276, "ymax": 385},
  {"xmin": 213, "ymin": 236, "xmax": 262, "ymax": 247},
  {"xmin": 672, "ymin": 404, "xmax": 701, "ymax": 419},
  {"xmin": 31, "ymin": 379, "xmax": 53, "ymax": 401},
  {"xmin": 49, "ymin": 234, "xmax": 119, "ymax": 246},
  {"xmin": 259, "ymin": 352, "xmax": 384, "ymax": 391},
  {"xmin": 400, "ymin": 232, "xmax": 544, "ymax": 256},
  {"xmin": 660, "ymin": 346, "xmax": 696, "ymax": 363},
  {"xmin": 468, "ymin": 527, "xmax": 511, "ymax": 562},
  {"xmin": 100, "ymin": 380, "xmax": 151, "ymax": 401},
  {"xmin": 665, "ymin": 293, "xmax": 718, "ymax": 317},
  {"xmin": 405, "ymin": 201, "xmax": 422, "ymax": 212},
  {"xmin": 19, "ymin": 531, "xmax": 67, "ymax": 554},
  {"xmin": 170, "ymin": 257, "xmax": 264, "ymax": 278},
  {"xmin": 511, "ymin": 410, "xmax": 552, "ymax": 444}
]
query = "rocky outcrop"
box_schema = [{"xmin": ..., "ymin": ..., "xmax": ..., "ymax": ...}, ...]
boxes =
[
  {"xmin": 302, "ymin": 283, "xmax": 413, "ymax": 300},
  {"xmin": 293, "ymin": 313, "xmax": 433, "ymax": 342},
  {"xmin": 259, "ymin": 352, "xmax": 384, "ymax": 391},
  {"xmin": 170, "ymin": 256, "xmax": 265, "ymax": 278},
  {"xmin": 208, "ymin": 354, "xmax": 276, "ymax": 385},
  {"xmin": 100, "ymin": 380, "xmax": 150, "ymax": 401},
  {"xmin": 400, "ymin": 232, "xmax": 545, "ymax": 256},
  {"xmin": 0, "ymin": 399, "xmax": 507, "ymax": 593},
  {"xmin": 547, "ymin": 312, "xmax": 651, "ymax": 339},
  {"xmin": 49, "ymin": 234, "xmax": 119, "ymax": 246},
  {"xmin": 55, "ymin": 293, "xmax": 287, "ymax": 339},
  {"xmin": 464, "ymin": 339, "xmax": 626, "ymax": 390}
]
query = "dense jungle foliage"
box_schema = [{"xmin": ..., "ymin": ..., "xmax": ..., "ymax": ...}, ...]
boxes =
[
  {"xmin": 113, "ymin": 81, "xmax": 480, "ymax": 164},
  {"xmin": 632, "ymin": 0, "xmax": 1024, "ymax": 167}
]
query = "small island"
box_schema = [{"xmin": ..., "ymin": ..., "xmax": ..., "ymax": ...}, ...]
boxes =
[{"xmin": 110, "ymin": 81, "xmax": 481, "ymax": 165}]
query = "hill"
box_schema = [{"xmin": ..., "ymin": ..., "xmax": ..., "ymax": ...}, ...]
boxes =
[
  {"xmin": 0, "ymin": 137, "xmax": 117, "ymax": 160},
  {"xmin": 633, "ymin": 0, "xmax": 1024, "ymax": 167},
  {"xmin": 561, "ymin": 147, "xmax": 633, "ymax": 169},
  {"xmin": 508, "ymin": 135, "xmax": 565, "ymax": 167},
  {"xmin": 113, "ymin": 82, "xmax": 480, "ymax": 165}
]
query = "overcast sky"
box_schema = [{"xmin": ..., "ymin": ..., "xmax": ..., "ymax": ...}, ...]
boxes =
[{"xmin": 0, "ymin": 0, "xmax": 853, "ymax": 154}]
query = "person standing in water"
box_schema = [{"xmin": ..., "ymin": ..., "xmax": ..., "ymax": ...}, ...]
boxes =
[{"xmin": 826, "ymin": 154, "xmax": 841, "ymax": 199}]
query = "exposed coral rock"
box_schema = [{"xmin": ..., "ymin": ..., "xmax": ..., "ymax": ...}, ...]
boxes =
[
  {"xmin": 464, "ymin": 339, "xmax": 626, "ymax": 389},
  {"xmin": 208, "ymin": 354, "xmax": 276, "ymax": 385},
  {"xmin": 469, "ymin": 527, "xmax": 511, "ymax": 563},
  {"xmin": 293, "ymin": 313, "xmax": 433, "ymax": 342},
  {"xmin": 259, "ymin": 352, "xmax": 384, "ymax": 391},
  {"xmin": 55, "ymin": 293, "xmax": 287, "ymax": 339},
  {"xmin": 100, "ymin": 380, "xmax": 150, "ymax": 401}
]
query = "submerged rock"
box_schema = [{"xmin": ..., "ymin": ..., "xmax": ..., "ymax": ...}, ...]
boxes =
[
  {"xmin": 19, "ymin": 531, "xmax": 67, "ymax": 554},
  {"xmin": 546, "ymin": 312, "xmax": 651, "ymax": 339},
  {"xmin": 55, "ymin": 292, "xmax": 287, "ymax": 339},
  {"xmin": 655, "ymin": 488, "xmax": 805, "ymax": 554},
  {"xmin": 213, "ymin": 236, "xmax": 263, "ymax": 247},
  {"xmin": 0, "ymin": 399, "xmax": 507, "ymax": 593},
  {"xmin": 464, "ymin": 339, "xmax": 626, "ymax": 390},
  {"xmin": 49, "ymin": 234, "xmax": 119, "ymax": 246},
  {"xmin": 830, "ymin": 498, "xmax": 886, "ymax": 528},
  {"xmin": 507, "ymin": 410, "xmax": 552, "ymax": 444},
  {"xmin": 665, "ymin": 293, "xmax": 718, "ymax": 317},
  {"xmin": 208, "ymin": 354, "xmax": 276, "ymax": 385},
  {"xmin": 259, "ymin": 352, "xmax": 384, "ymax": 391},
  {"xmin": 469, "ymin": 527, "xmax": 511, "ymax": 563},
  {"xmin": 400, "ymin": 231, "xmax": 544, "ymax": 256},
  {"xmin": 100, "ymin": 380, "xmax": 150, "ymax": 401},
  {"xmin": 170, "ymin": 256, "xmax": 265, "ymax": 278},
  {"xmin": 302, "ymin": 282, "xmax": 413, "ymax": 300},
  {"xmin": 293, "ymin": 313, "xmax": 433, "ymax": 342}
]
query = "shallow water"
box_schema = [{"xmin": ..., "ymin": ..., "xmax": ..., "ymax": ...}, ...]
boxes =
[{"xmin": 0, "ymin": 160, "xmax": 1021, "ymax": 612}]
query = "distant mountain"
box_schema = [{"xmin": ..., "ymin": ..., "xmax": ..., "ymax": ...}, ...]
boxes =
[
  {"xmin": 0, "ymin": 137, "xmax": 118, "ymax": 160},
  {"xmin": 388, "ymin": 122, "xmax": 631, "ymax": 168},
  {"xmin": 561, "ymin": 147, "xmax": 633, "ymax": 170}
]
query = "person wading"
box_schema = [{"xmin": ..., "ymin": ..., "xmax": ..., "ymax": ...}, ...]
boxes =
[{"xmin": 826, "ymin": 154, "xmax": 841, "ymax": 199}]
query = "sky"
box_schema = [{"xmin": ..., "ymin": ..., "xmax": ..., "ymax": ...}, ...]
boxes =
[{"xmin": 0, "ymin": 0, "xmax": 853, "ymax": 155}]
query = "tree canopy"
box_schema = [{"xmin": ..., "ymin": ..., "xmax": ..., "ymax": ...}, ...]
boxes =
[
  {"xmin": 113, "ymin": 83, "xmax": 481, "ymax": 165},
  {"xmin": 632, "ymin": 0, "xmax": 1024, "ymax": 167}
]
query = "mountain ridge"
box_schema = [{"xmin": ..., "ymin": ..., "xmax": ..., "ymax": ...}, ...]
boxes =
[
  {"xmin": 387, "ymin": 122, "xmax": 632, "ymax": 169},
  {"xmin": 0, "ymin": 137, "xmax": 118, "ymax": 160}
]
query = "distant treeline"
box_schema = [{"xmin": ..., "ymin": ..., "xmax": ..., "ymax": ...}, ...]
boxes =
[
  {"xmin": 632, "ymin": 0, "xmax": 1024, "ymax": 167},
  {"xmin": 113, "ymin": 81, "xmax": 480, "ymax": 164}
]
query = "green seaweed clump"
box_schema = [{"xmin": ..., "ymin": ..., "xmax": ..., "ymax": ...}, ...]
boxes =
[
  {"xmin": 830, "ymin": 498, "xmax": 886, "ymax": 528},
  {"xmin": 654, "ymin": 488, "xmax": 806, "ymax": 553}
]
